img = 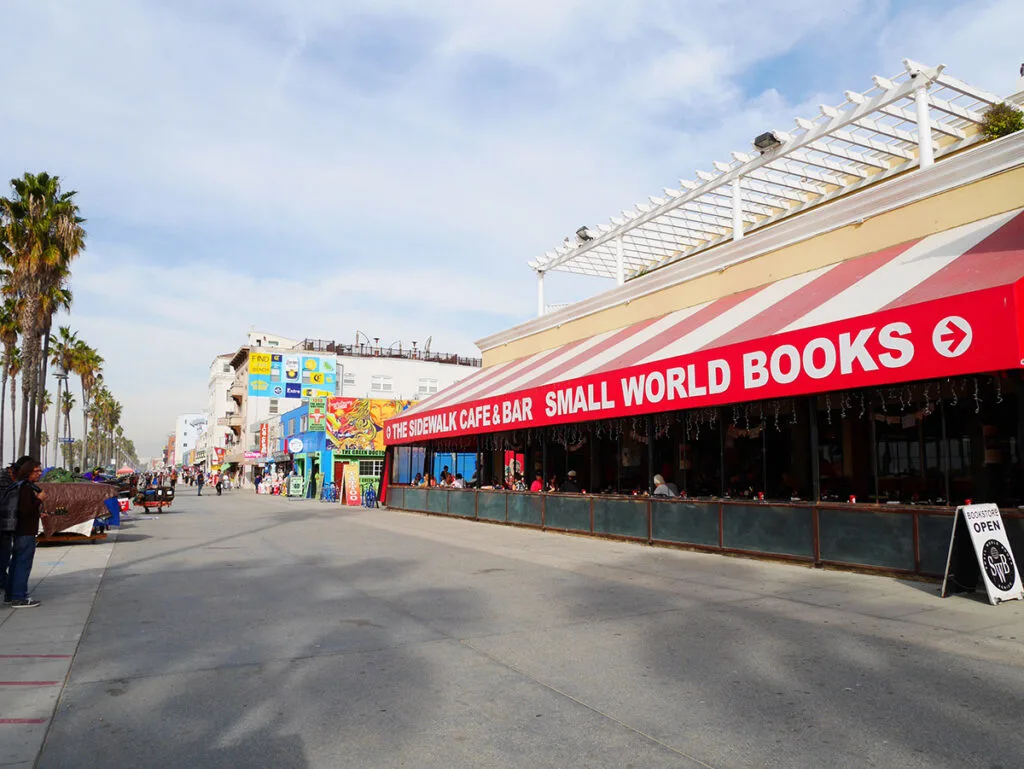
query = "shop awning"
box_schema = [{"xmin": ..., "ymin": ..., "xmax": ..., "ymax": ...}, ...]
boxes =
[{"xmin": 386, "ymin": 209, "xmax": 1024, "ymax": 445}]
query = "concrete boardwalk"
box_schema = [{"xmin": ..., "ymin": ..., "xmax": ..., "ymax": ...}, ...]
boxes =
[{"xmin": 3, "ymin": 490, "xmax": 1024, "ymax": 768}]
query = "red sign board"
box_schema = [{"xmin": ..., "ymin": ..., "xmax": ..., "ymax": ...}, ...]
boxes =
[
  {"xmin": 259, "ymin": 423, "xmax": 269, "ymax": 455},
  {"xmin": 384, "ymin": 287, "xmax": 1024, "ymax": 445}
]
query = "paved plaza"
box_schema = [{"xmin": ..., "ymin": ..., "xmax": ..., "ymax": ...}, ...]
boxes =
[{"xmin": 3, "ymin": 490, "xmax": 1024, "ymax": 768}]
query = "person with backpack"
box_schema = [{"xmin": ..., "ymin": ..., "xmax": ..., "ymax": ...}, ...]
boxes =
[
  {"xmin": 0, "ymin": 459, "xmax": 20, "ymax": 604},
  {"xmin": 197, "ymin": 472, "xmax": 205, "ymax": 496},
  {"xmin": 2, "ymin": 457, "xmax": 47, "ymax": 608}
]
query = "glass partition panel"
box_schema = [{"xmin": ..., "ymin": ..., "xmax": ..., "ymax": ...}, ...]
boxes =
[
  {"xmin": 545, "ymin": 495, "xmax": 591, "ymax": 532},
  {"xmin": 404, "ymin": 487, "xmax": 427, "ymax": 512},
  {"xmin": 507, "ymin": 493, "xmax": 542, "ymax": 526},
  {"xmin": 426, "ymin": 488, "xmax": 448, "ymax": 514},
  {"xmin": 388, "ymin": 486, "xmax": 405, "ymax": 510},
  {"xmin": 918, "ymin": 513, "xmax": 955, "ymax": 575},
  {"xmin": 819, "ymin": 508, "xmax": 914, "ymax": 570},
  {"xmin": 651, "ymin": 500, "xmax": 719, "ymax": 546},
  {"xmin": 721, "ymin": 503, "xmax": 814, "ymax": 557},
  {"xmin": 592, "ymin": 497, "xmax": 648, "ymax": 539},
  {"xmin": 448, "ymin": 489, "xmax": 476, "ymax": 518},
  {"xmin": 477, "ymin": 490, "xmax": 507, "ymax": 522}
]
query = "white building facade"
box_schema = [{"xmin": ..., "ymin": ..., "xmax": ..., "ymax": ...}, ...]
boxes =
[{"xmin": 174, "ymin": 413, "xmax": 208, "ymax": 466}]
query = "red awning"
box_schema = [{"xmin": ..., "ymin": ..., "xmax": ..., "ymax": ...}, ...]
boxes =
[{"xmin": 386, "ymin": 209, "xmax": 1024, "ymax": 445}]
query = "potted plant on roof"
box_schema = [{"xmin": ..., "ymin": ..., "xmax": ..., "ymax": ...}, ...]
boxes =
[{"xmin": 980, "ymin": 102, "xmax": 1024, "ymax": 139}]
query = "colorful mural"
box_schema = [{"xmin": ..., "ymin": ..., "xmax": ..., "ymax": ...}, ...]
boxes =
[{"xmin": 327, "ymin": 398, "xmax": 414, "ymax": 451}]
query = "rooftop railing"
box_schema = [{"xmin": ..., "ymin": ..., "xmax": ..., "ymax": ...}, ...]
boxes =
[{"xmin": 300, "ymin": 339, "xmax": 481, "ymax": 367}]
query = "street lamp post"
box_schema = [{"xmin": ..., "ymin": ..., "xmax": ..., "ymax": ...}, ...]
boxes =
[{"xmin": 54, "ymin": 363, "xmax": 70, "ymax": 469}]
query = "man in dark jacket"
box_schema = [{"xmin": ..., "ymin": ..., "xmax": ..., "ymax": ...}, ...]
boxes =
[
  {"xmin": 560, "ymin": 470, "xmax": 580, "ymax": 493},
  {"xmin": 4, "ymin": 458, "xmax": 45, "ymax": 608},
  {"xmin": 0, "ymin": 456, "xmax": 35, "ymax": 605}
]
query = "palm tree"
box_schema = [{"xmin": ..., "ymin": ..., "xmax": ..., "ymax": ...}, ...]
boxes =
[
  {"xmin": 60, "ymin": 389, "xmax": 75, "ymax": 469},
  {"xmin": 71, "ymin": 341, "xmax": 102, "ymax": 468},
  {"xmin": 39, "ymin": 390, "xmax": 52, "ymax": 466},
  {"xmin": 0, "ymin": 298, "xmax": 18, "ymax": 466},
  {"xmin": 0, "ymin": 172, "xmax": 86, "ymax": 457},
  {"xmin": 49, "ymin": 325, "xmax": 78, "ymax": 469},
  {"xmin": 34, "ymin": 284, "xmax": 72, "ymax": 454},
  {"xmin": 7, "ymin": 347, "xmax": 20, "ymax": 458}
]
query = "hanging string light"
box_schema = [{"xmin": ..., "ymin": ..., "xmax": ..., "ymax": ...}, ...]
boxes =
[{"xmin": 825, "ymin": 393, "xmax": 832, "ymax": 425}]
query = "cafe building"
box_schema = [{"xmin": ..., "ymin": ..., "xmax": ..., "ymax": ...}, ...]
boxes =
[{"xmin": 383, "ymin": 61, "xmax": 1024, "ymax": 577}]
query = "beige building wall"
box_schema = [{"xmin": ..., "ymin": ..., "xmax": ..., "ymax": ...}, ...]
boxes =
[{"xmin": 483, "ymin": 164, "xmax": 1024, "ymax": 367}]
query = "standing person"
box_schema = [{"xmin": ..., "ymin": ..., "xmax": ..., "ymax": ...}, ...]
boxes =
[
  {"xmin": 4, "ymin": 458, "xmax": 47, "ymax": 608},
  {"xmin": 0, "ymin": 458, "xmax": 23, "ymax": 603},
  {"xmin": 215, "ymin": 473, "xmax": 223, "ymax": 496},
  {"xmin": 170, "ymin": 469, "xmax": 178, "ymax": 490},
  {"xmin": 197, "ymin": 472, "xmax": 205, "ymax": 496}
]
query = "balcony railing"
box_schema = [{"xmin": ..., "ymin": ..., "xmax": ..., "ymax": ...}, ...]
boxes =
[{"xmin": 218, "ymin": 414, "xmax": 243, "ymax": 427}]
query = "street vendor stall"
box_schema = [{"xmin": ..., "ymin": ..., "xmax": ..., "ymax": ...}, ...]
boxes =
[{"xmin": 37, "ymin": 481, "xmax": 117, "ymax": 544}]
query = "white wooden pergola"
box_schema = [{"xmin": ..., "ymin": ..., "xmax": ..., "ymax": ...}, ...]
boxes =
[{"xmin": 528, "ymin": 60, "xmax": 1008, "ymax": 316}]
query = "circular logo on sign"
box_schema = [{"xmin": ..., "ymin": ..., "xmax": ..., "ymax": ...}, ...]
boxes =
[
  {"xmin": 385, "ymin": 424, "xmax": 392, "ymax": 440},
  {"xmin": 932, "ymin": 316, "xmax": 972, "ymax": 358},
  {"xmin": 982, "ymin": 539, "xmax": 1016, "ymax": 592},
  {"xmin": 288, "ymin": 438, "xmax": 304, "ymax": 454}
]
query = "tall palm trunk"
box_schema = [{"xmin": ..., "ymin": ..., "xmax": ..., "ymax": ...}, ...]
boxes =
[
  {"xmin": 10, "ymin": 372, "xmax": 18, "ymax": 460},
  {"xmin": 17, "ymin": 296, "xmax": 41, "ymax": 457},
  {"xmin": 51, "ymin": 378, "xmax": 62, "ymax": 469},
  {"xmin": 0, "ymin": 365, "xmax": 7, "ymax": 467},
  {"xmin": 80, "ymin": 385, "xmax": 88, "ymax": 470},
  {"xmin": 35, "ymin": 327, "xmax": 51, "ymax": 457}
]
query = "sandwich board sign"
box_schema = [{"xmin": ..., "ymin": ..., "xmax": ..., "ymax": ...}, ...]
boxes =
[{"xmin": 941, "ymin": 503, "xmax": 1024, "ymax": 605}]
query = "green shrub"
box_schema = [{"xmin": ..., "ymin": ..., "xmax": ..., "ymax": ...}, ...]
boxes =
[{"xmin": 980, "ymin": 102, "xmax": 1024, "ymax": 139}]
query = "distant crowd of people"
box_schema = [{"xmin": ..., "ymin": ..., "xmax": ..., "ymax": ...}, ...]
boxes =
[{"xmin": 135, "ymin": 468, "xmax": 232, "ymax": 496}]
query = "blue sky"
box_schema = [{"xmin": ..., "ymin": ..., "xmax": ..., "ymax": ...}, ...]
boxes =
[{"xmin": 2, "ymin": 0, "xmax": 1021, "ymax": 457}]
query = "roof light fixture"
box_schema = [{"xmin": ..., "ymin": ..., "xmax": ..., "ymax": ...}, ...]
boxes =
[{"xmin": 753, "ymin": 131, "xmax": 783, "ymax": 153}]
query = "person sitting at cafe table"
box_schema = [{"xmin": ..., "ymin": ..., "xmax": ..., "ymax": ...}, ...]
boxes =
[
  {"xmin": 529, "ymin": 472, "xmax": 543, "ymax": 492},
  {"xmin": 652, "ymin": 474, "xmax": 677, "ymax": 498},
  {"xmin": 413, "ymin": 473, "xmax": 423, "ymax": 486},
  {"xmin": 560, "ymin": 470, "xmax": 580, "ymax": 493}
]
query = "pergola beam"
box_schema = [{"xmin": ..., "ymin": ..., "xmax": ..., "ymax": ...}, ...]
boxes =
[{"xmin": 531, "ymin": 61, "xmax": 997, "ymax": 279}]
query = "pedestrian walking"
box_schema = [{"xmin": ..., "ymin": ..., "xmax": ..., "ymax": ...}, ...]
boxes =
[
  {"xmin": 3, "ymin": 458, "xmax": 47, "ymax": 608},
  {"xmin": 215, "ymin": 474, "xmax": 222, "ymax": 496},
  {"xmin": 197, "ymin": 473, "xmax": 205, "ymax": 496}
]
